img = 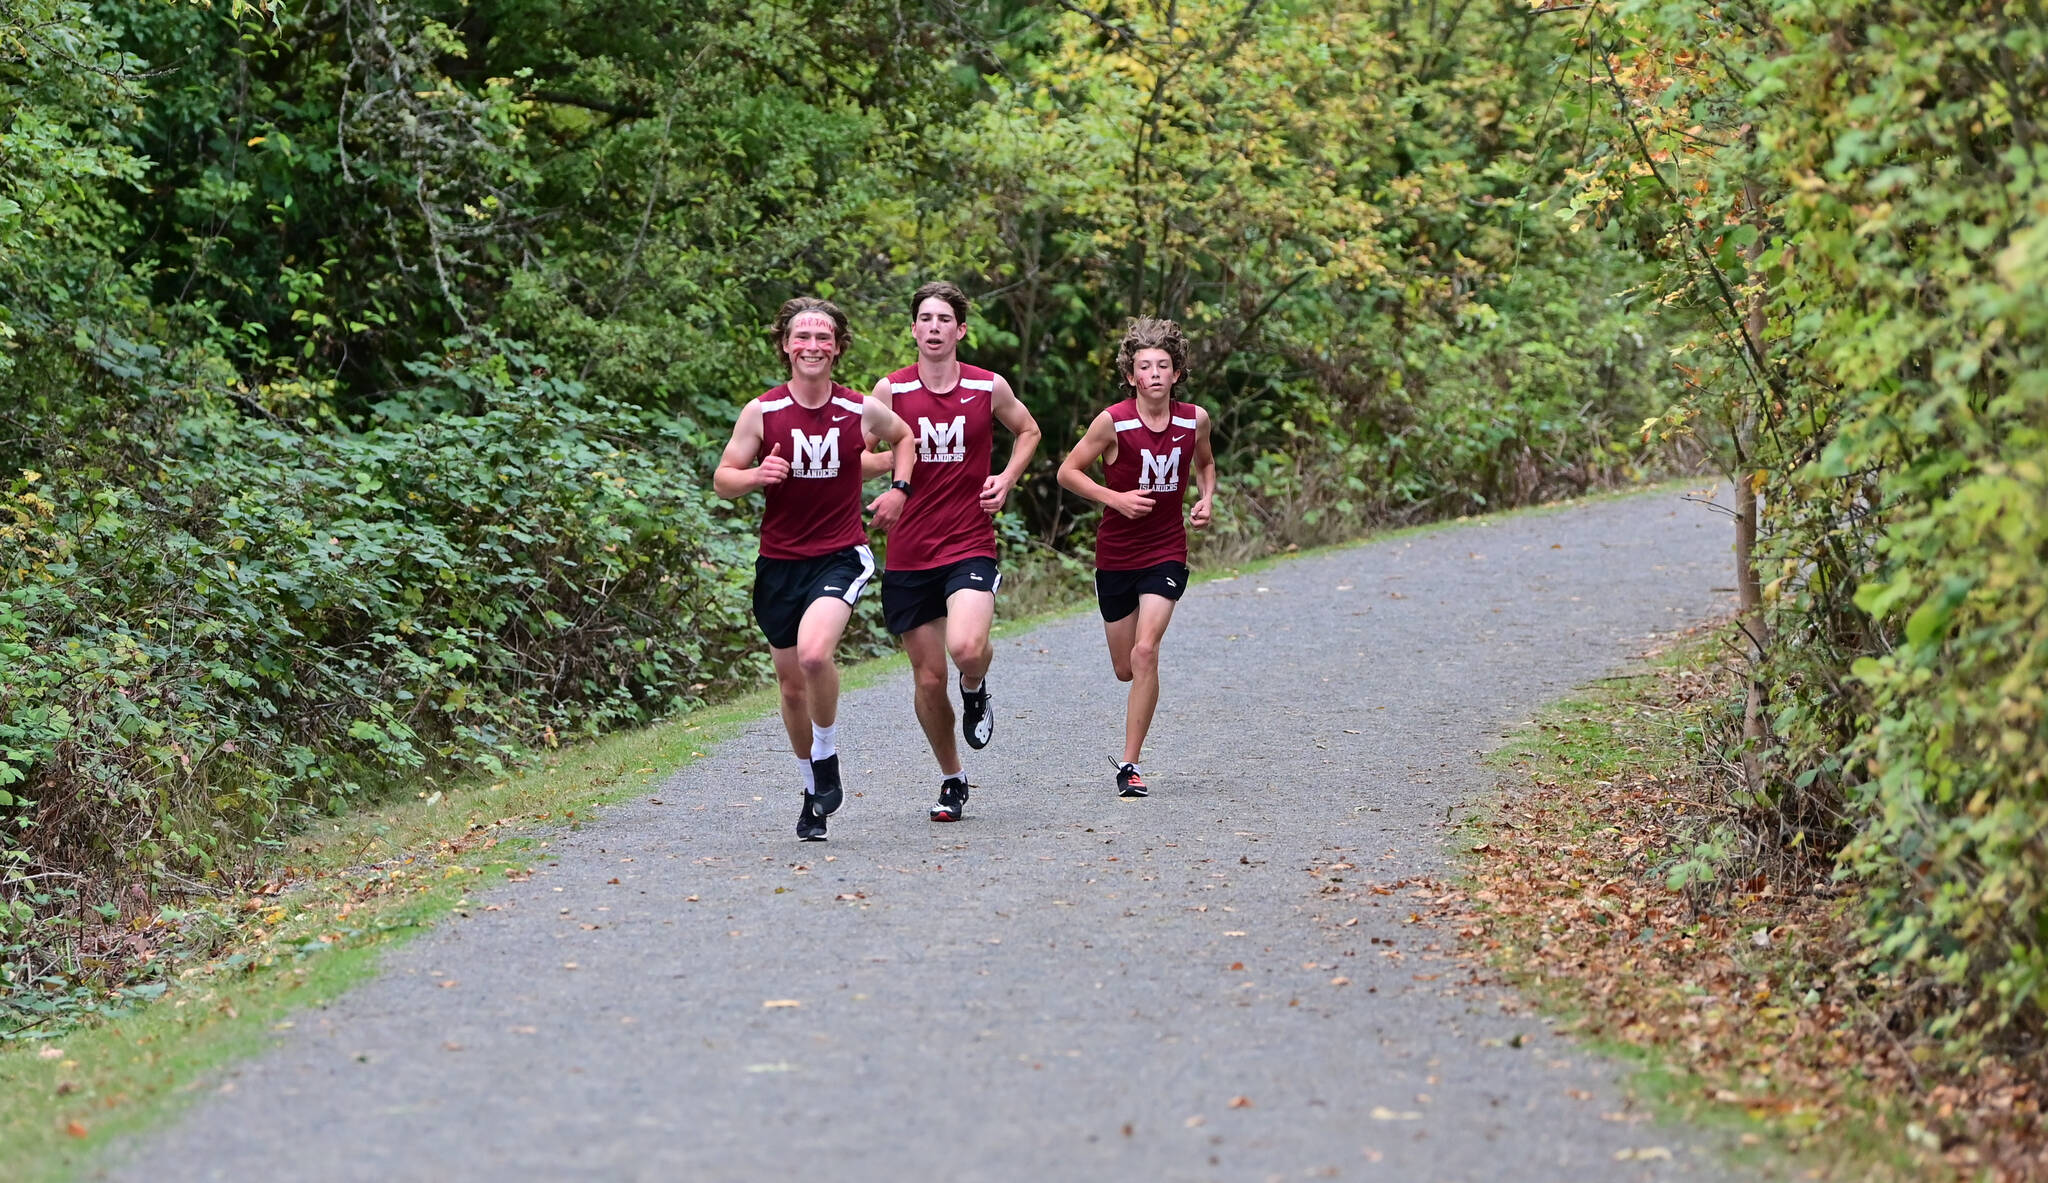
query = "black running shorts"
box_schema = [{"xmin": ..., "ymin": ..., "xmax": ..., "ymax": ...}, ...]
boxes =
[
  {"xmin": 752, "ymin": 545, "xmax": 876, "ymax": 649},
  {"xmin": 1095, "ymin": 560, "xmax": 1190, "ymax": 623},
  {"xmin": 881, "ymin": 555, "xmax": 1001, "ymax": 636}
]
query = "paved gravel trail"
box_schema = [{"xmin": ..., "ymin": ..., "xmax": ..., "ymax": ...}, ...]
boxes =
[{"xmin": 110, "ymin": 489, "xmax": 1749, "ymax": 1182}]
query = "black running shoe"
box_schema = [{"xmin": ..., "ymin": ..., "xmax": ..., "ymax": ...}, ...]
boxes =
[
  {"xmin": 797, "ymin": 794, "xmax": 827, "ymax": 841},
  {"xmin": 1113, "ymin": 760, "xmax": 1148, "ymax": 798},
  {"xmin": 960, "ymin": 677, "xmax": 993, "ymax": 750},
  {"xmin": 930, "ymin": 775, "xmax": 969, "ymax": 823},
  {"xmin": 810, "ymin": 753, "xmax": 843, "ymax": 816}
]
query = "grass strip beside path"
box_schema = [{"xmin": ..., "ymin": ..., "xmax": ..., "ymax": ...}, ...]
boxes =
[
  {"xmin": 1461, "ymin": 629, "xmax": 2045, "ymax": 1182},
  {"xmin": 0, "ymin": 678, "xmax": 820, "ymax": 1183}
]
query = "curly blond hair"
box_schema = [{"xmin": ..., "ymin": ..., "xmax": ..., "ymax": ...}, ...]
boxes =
[{"xmin": 1114, "ymin": 316, "xmax": 1188, "ymax": 385}]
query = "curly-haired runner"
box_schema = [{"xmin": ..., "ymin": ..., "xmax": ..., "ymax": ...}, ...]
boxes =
[
  {"xmin": 1055, "ymin": 317, "xmax": 1217, "ymax": 797},
  {"xmin": 714, "ymin": 297, "xmax": 916, "ymax": 840}
]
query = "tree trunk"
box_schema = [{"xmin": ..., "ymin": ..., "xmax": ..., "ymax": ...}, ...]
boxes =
[
  {"xmin": 1736, "ymin": 467, "xmax": 1768, "ymax": 791},
  {"xmin": 1737, "ymin": 178, "xmax": 1772, "ymax": 797}
]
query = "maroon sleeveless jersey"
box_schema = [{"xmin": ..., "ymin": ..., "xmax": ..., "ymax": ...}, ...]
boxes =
[
  {"xmin": 1094, "ymin": 398, "xmax": 1199, "ymax": 571},
  {"xmin": 884, "ymin": 362, "xmax": 999, "ymax": 571},
  {"xmin": 755, "ymin": 383, "xmax": 869, "ymax": 560}
]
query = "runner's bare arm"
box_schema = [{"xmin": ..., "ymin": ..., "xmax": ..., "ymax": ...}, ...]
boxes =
[
  {"xmin": 860, "ymin": 377, "xmax": 895, "ymax": 479},
  {"xmin": 712, "ymin": 402, "xmax": 787, "ymax": 498},
  {"xmin": 862, "ymin": 396, "xmax": 915, "ymax": 532},
  {"xmin": 1057, "ymin": 411, "xmax": 1153, "ymax": 520},
  {"xmin": 980, "ymin": 374, "xmax": 1042, "ymax": 516},
  {"xmin": 1189, "ymin": 405, "xmax": 1218, "ymax": 529}
]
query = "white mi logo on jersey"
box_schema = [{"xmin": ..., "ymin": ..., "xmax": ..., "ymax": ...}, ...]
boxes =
[
  {"xmin": 1138, "ymin": 447, "xmax": 1182, "ymax": 492},
  {"xmin": 790, "ymin": 427, "xmax": 842, "ymax": 478},
  {"xmin": 917, "ymin": 415, "xmax": 967, "ymax": 463}
]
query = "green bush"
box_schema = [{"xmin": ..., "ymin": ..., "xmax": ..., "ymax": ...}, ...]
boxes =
[
  {"xmin": 1, "ymin": 338, "xmax": 761, "ymax": 980},
  {"xmin": 1569, "ymin": 0, "xmax": 2048, "ymax": 1050}
]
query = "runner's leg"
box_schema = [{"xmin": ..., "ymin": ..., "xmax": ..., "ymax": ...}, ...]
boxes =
[
  {"xmin": 773, "ymin": 643, "xmax": 828, "ymax": 838},
  {"xmin": 902, "ymin": 618, "xmax": 961, "ymax": 775},
  {"xmin": 944, "ymin": 588, "xmax": 995, "ymax": 688},
  {"xmin": 769, "ymin": 646, "xmax": 811, "ymax": 758},
  {"xmin": 794, "ymin": 595, "xmax": 856, "ymax": 819},
  {"xmin": 1121, "ymin": 593, "xmax": 1178, "ymax": 766},
  {"xmin": 794, "ymin": 596, "xmax": 855, "ymax": 732},
  {"xmin": 948, "ymin": 585, "xmax": 999, "ymax": 751},
  {"xmin": 1104, "ymin": 611, "xmax": 1139, "ymax": 683}
]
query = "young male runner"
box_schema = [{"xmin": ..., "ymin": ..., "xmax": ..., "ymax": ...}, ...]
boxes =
[
  {"xmin": 1055, "ymin": 317, "xmax": 1216, "ymax": 798},
  {"xmin": 714, "ymin": 297, "xmax": 916, "ymax": 841},
  {"xmin": 864, "ymin": 281, "xmax": 1041, "ymax": 822}
]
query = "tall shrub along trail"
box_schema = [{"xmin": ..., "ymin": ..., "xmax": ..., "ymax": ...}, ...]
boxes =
[{"xmin": 1553, "ymin": 0, "xmax": 2048, "ymax": 1081}]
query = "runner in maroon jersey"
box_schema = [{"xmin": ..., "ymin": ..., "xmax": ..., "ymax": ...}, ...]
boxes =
[
  {"xmin": 1056, "ymin": 317, "xmax": 1216, "ymax": 798},
  {"xmin": 714, "ymin": 297, "xmax": 916, "ymax": 840},
  {"xmin": 861, "ymin": 281, "xmax": 1041, "ymax": 822}
]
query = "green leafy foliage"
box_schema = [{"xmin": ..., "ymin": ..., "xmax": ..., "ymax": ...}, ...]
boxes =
[
  {"xmin": 1561, "ymin": 0, "xmax": 2048, "ymax": 1052},
  {"xmin": 3, "ymin": 0, "xmax": 1682, "ymax": 1023},
  {"xmin": 2, "ymin": 337, "xmax": 761, "ymax": 990}
]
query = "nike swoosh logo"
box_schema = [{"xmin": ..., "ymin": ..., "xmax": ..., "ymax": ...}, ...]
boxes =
[
  {"xmin": 823, "ymin": 586, "xmax": 842, "ymax": 592},
  {"xmin": 832, "ymin": 415, "xmax": 852, "ymax": 423},
  {"xmin": 1165, "ymin": 578, "xmax": 1178, "ymax": 587},
  {"xmin": 1171, "ymin": 435, "xmax": 1189, "ymax": 443},
  {"xmin": 959, "ymin": 396, "xmax": 977, "ymax": 404},
  {"xmin": 969, "ymin": 574, "xmax": 985, "ymax": 581}
]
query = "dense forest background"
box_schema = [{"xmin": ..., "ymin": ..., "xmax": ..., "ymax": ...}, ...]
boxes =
[{"xmin": 2, "ymin": 0, "xmax": 2041, "ymax": 1082}]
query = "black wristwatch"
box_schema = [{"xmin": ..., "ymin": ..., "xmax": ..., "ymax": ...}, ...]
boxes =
[{"xmin": 890, "ymin": 479, "xmax": 913, "ymax": 496}]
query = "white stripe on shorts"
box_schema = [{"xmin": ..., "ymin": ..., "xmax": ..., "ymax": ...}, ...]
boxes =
[{"xmin": 842, "ymin": 545, "xmax": 877, "ymax": 604}]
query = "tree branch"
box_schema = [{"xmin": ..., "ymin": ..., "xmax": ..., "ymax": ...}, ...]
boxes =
[{"xmin": 524, "ymin": 89, "xmax": 654, "ymax": 120}]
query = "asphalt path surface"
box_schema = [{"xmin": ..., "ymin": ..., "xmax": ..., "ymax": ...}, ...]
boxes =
[{"xmin": 109, "ymin": 489, "xmax": 1750, "ymax": 1182}]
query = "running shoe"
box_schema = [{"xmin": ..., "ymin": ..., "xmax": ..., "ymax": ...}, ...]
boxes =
[
  {"xmin": 797, "ymin": 794, "xmax": 827, "ymax": 841},
  {"xmin": 930, "ymin": 775, "xmax": 970, "ymax": 823},
  {"xmin": 810, "ymin": 753, "xmax": 843, "ymax": 816},
  {"xmin": 960, "ymin": 677, "xmax": 993, "ymax": 750},
  {"xmin": 1113, "ymin": 759, "xmax": 1148, "ymax": 798}
]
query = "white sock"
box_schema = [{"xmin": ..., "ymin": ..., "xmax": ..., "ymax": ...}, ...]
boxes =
[
  {"xmin": 941, "ymin": 766, "xmax": 965, "ymax": 783},
  {"xmin": 1120, "ymin": 761, "xmax": 1140, "ymax": 774},
  {"xmin": 798, "ymin": 755, "xmax": 816, "ymax": 795},
  {"xmin": 960, "ymin": 674, "xmax": 983, "ymax": 693},
  {"xmin": 810, "ymin": 721, "xmax": 837, "ymax": 761}
]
